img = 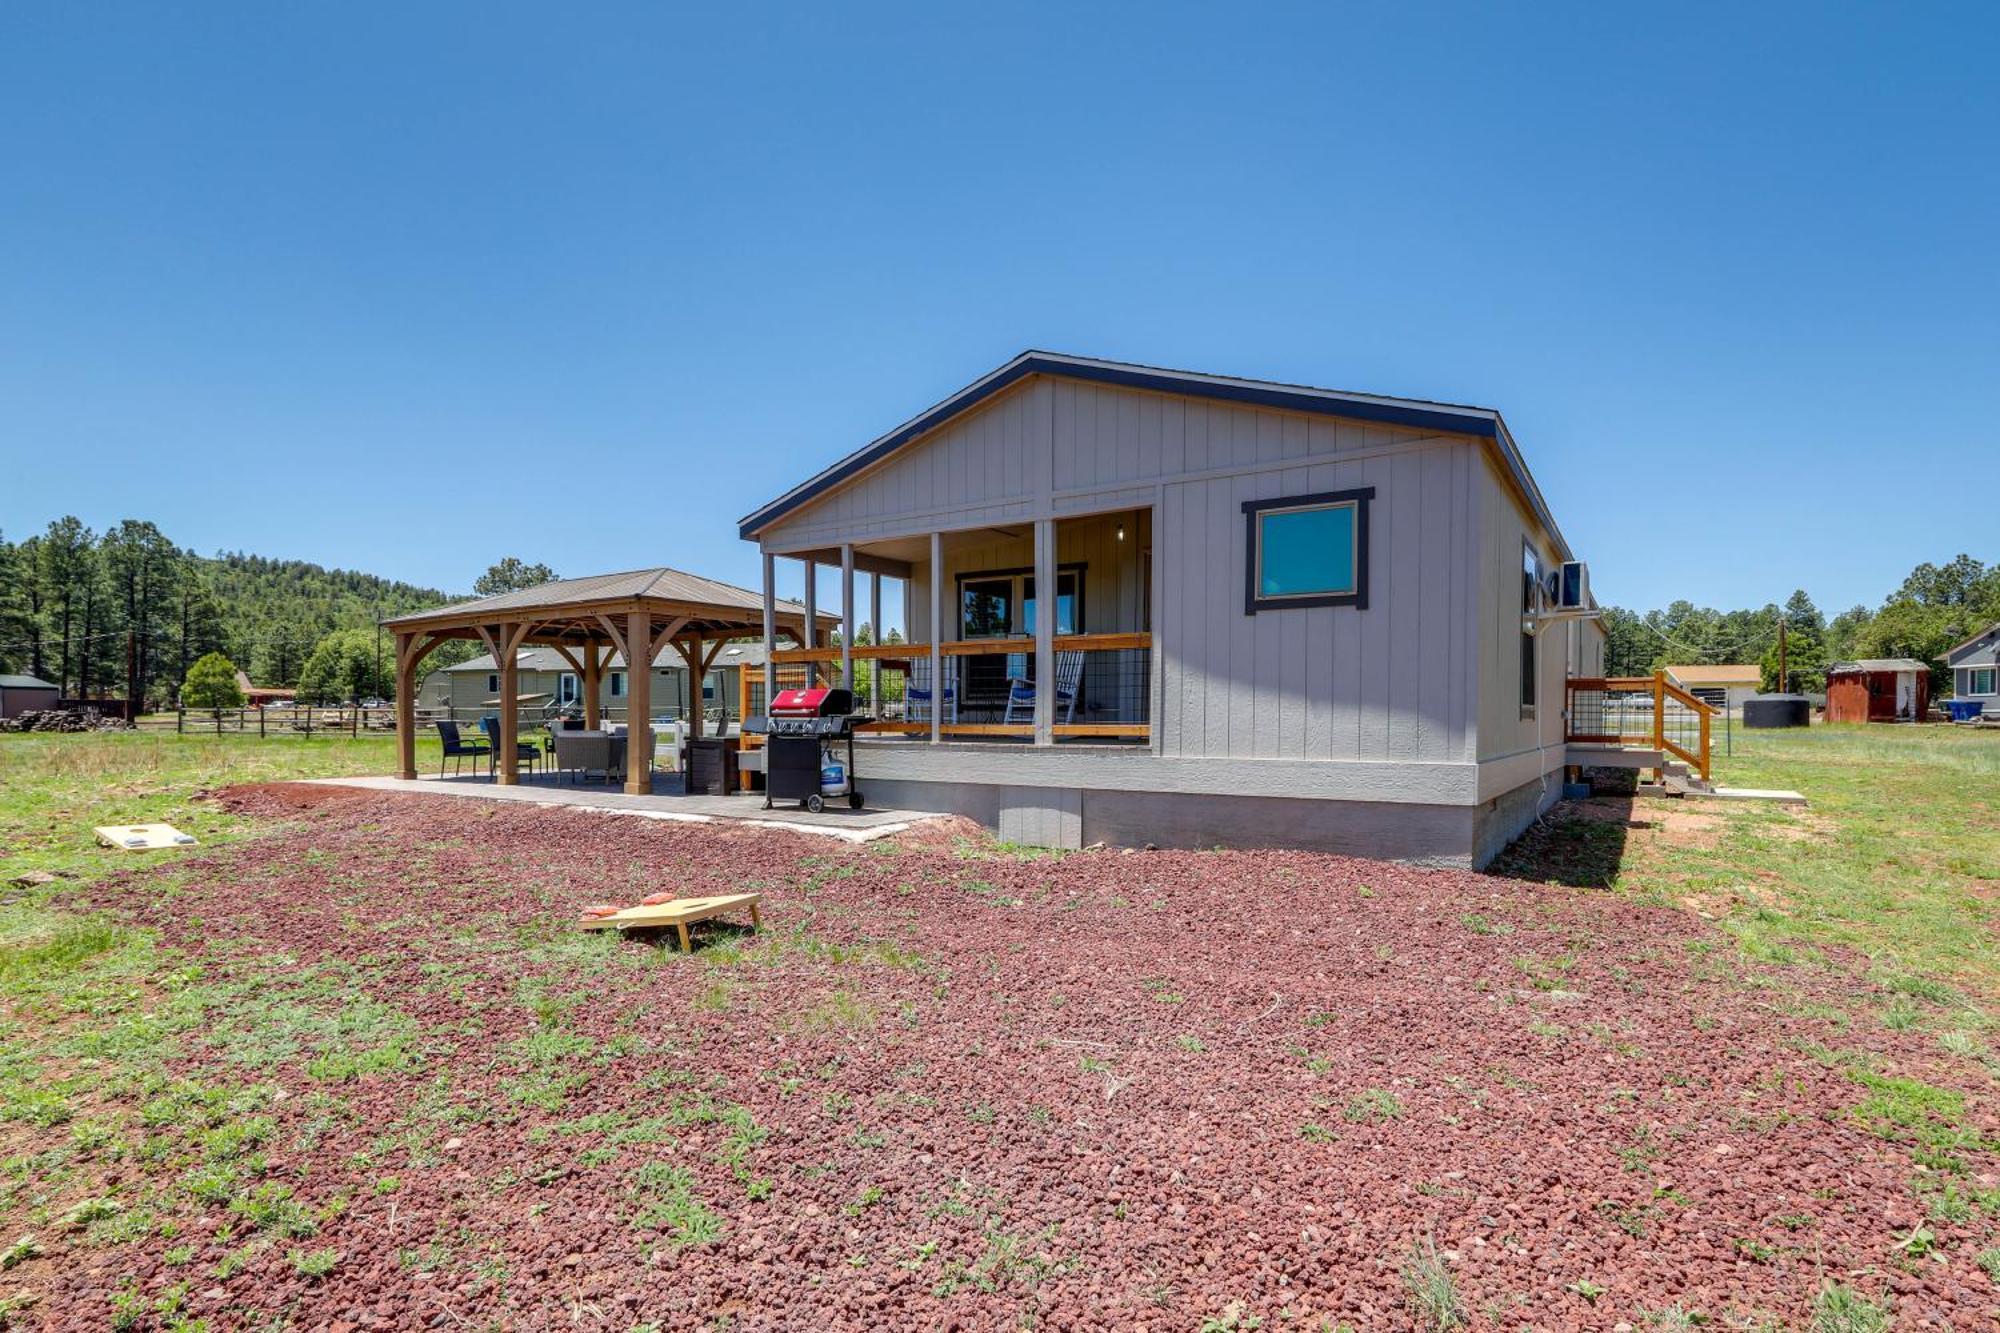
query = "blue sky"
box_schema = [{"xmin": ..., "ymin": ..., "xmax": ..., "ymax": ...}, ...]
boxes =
[{"xmin": 2, "ymin": 2, "xmax": 1994, "ymax": 621}]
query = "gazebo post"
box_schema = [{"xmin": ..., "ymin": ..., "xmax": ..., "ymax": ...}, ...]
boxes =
[
  {"xmin": 394, "ymin": 631, "xmax": 418, "ymax": 779},
  {"xmin": 497, "ymin": 622, "xmax": 523, "ymax": 785},
  {"xmin": 624, "ymin": 610, "xmax": 652, "ymax": 795},
  {"xmin": 582, "ymin": 643, "xmax": 602, "ymax": 729},
  {"xmin": 682, "ymin": 635, "xmax": 705, "ymax": 740}
]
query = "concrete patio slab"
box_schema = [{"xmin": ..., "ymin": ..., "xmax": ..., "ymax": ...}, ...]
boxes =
[{"xmin": 305, "ymin": 772, "xmax": 942, "ymax": 843}]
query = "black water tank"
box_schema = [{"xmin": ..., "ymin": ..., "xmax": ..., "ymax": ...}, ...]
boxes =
[{"xmin": 1743, "ymin": 693, "xmax": 1810, "ymax": 728}]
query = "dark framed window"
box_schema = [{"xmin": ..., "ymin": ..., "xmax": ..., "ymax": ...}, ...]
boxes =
[
  {"xmin": 955, "ymin": 564, "xmax": 1087, "ymax": 703},
  {"xmin": 1520, "ymin": 541, "xmax": 1541, "ymax": 713},
  {"xmin": 1022, "ymin": 571, "xmax": 1080, "ymax": 636},
  {"xmin": 959, "ymin": 577, "xmax": 1015, "ymax": 639},
  {"xmin": 486, "ymin": 673, "xmax": 499, "ymax": 693},
  {"xmin": 1242, "ymin": 488, "xmax": 1373, "ymax": 614},
  {"xmin": 609, "ymin": 671, "xmax": 625, "ymax": 698}
]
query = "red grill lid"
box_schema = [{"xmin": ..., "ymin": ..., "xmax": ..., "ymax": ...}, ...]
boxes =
[{"xmin": 772, "ymin": 687, "xmax": 843, "ymax": 716}]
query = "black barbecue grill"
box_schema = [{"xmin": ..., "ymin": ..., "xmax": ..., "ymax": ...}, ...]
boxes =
[{"xmin": 742, "ymin": 686, "xmax": 864, "ymax": 813}]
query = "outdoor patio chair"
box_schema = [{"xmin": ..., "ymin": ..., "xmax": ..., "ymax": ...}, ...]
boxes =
[
  {"xmin": 434, "ymin": 720, "xmax": 491, "ymax": 777},
  {"xmin": 477, "ymin": 715, "xmax": 543, "ymax": 778},
  {"xmin": 554, "ymin": 732, "xmax": 616, "ymax": 784},
  {"xmin": 906, "ymin": 665, "xmax": 958, "ymax": 724},
  {"xmin": 1002, "ymin": 649, "xmax": 1084, "ymax": 726}
]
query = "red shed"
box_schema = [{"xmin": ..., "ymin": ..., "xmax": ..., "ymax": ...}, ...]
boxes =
[{"xmin": 1824, "ymin": 659, "xmax": 1930, "ymax": 723}]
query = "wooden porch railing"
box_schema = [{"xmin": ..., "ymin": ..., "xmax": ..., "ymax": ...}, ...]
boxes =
[
  {"xmin": 761, "ymin": 632, "xmax": 1152, "ymax": 740},
  {"xmin": 1566, "ymin": 670, "xmax": 1715, "ymax": 782}
]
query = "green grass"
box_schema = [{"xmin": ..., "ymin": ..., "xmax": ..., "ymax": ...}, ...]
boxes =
[
  {"xmin": 1502, "ymin": 725, "xmax": 1999, "ymax": 1000},
  {"xmin": 0, "ymin": 731, "xmax": 430, "ymax": 882},
  {"xmin": 0, "ymin": 732, "xmax": 440, "ymax": 1295}
]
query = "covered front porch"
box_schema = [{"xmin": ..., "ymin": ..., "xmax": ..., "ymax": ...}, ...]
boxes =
[{"xmin": 755, "ymin": 506, "xmax": 1156, "ymax": 746}]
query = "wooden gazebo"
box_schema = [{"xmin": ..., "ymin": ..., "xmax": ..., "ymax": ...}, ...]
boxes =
[{"xmin": 385, "ymin": 567, "xmax": 826, "ymax": 794}]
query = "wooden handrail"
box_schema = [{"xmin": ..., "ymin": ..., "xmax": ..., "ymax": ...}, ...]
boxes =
[{"xmin": 1565, "ymin": 670, "xmax": 1716, "ymax": 783}]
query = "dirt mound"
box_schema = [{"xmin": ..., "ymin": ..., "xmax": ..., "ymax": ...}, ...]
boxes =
[{"xmin": 208, "ymin": 780, "xmax": 384, "ymax": 814}]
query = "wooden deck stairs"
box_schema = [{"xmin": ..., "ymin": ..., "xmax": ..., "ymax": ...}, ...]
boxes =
[{"xmin": 1564, "ymin": 671, "xmax": 1719, "ymax": 796}]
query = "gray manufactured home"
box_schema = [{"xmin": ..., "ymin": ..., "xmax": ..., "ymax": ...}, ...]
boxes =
[
  {"xmin": 741, "ymin": 351, "xmax": 1606, "ymax": 868},
  {"xmin": 1945, "ymin": 623, "xmax": 2000, "ymax": 717}
]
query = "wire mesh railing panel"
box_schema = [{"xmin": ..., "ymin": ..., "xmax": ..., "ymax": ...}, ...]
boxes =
[{"xmin": 1565, "ymin": 687, "xmax": 1656, "ymax": 745}]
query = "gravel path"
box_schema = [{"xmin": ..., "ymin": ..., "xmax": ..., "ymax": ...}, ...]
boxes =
[{"xmin": 20, "ymin": 783, "xmax": 1997, "ymax": 1330}]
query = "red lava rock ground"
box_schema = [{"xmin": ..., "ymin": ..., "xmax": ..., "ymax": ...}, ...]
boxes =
[{"xmin": 11, "ymin": 782, "xmax": 1998, "ymax": 1330}]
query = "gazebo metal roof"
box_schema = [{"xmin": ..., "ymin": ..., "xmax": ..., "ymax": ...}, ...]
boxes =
[{"xmin": 383, "ymin": 566, "xmax": 823, "ymax": 639}]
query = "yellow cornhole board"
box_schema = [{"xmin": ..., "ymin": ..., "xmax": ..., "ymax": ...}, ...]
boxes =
[
  {"xmin": 94, "ymin": 823, "xmax": 198, "ymax": 851},
  {"xmin": 579, "ymin": 892, "xmax": 762, "ymax": 952}
]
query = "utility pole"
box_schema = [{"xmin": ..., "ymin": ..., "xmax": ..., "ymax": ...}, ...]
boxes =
[
  {"xmin": 125, "ymin": 628, "xmax": 138, "ymax": 722},
  {"xmin": 1777, "ymin": 615, "xmax": 1789, "ymax": 693}
]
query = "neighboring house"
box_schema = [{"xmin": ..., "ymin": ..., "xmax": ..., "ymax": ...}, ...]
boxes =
[
  {"xmin": 1664, "ymin": 664, "xmax": 1762, "ymax": 714},
  {"xmin": 1943, "ymin": 623, "xmax": 2000, "ymax": 717},
  {"xmin": 0, "ymin": 674, "xmax": 60, "ymax": 719},
  {"xmin": 739, "ymin": 350, "xmax": 1609, "ymax": 867},
  {"xmin": 419, "ymin": 642, "xmax": 770, "ymax": 721},
  {"xmin": 1824, "ymin": 659, "xmax": 1930, "ymax": 723}
]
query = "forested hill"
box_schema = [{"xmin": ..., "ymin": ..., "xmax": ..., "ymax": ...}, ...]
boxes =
[
  {"xmin": 0, "ymin": 517, "xmax": 466, "ymax": 705},
  {"xmin": 195, "ymin": 551, "xmax": 461, "ymax": 685}
]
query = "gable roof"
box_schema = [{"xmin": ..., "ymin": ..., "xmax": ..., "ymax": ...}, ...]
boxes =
[
  {"xmin": 737, "ymin": 350, "xmax": 1572, "ymax": 559},
  {"xmin": 0, "ymin": 674, "xmax": 56, "ymax": 690},
  {"xmin": 1943, "ymin": 622, "xmax": 2000, "ymax": 662},
  {"xmin": 1829, "ymin": 659, "xmax": 1930, "ymax": 675}
]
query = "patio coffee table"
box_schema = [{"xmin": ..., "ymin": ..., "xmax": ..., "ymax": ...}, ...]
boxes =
[{"xmin": 577, "ymin": 892, "xmax": 763, "ymax": 952}]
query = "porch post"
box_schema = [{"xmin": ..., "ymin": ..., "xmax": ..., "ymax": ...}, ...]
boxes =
[
  {"xmin": 802, "ymin": 560, "xmax": 817, "ymax": 650},
  {"xmin": 394, "ymin": 631, "xmax": 417, "ymax": 779},
  {"xmin": 497, "ymin": 625, "xmax": 521, "ymax": 785},
  {"xmin": 761, "ymin": 551, "xmax": 776, "ymax": 714},
  {"xmin": 869, "ymin": 572, "xmax": 883, "ymax": 719},
  {"xmin": 840, "ymin": 543, "xmax": 856, "ymax": 693},
  {"xmin": 928, "ymin": 531, "xmax": 943, "ymax": 744},
  {"xmin": 1033, "ymin": 518, "xmax": 1055, "ymax": 745},
  {"xmin": 624, "ymin": 611, "xmax": 652, "ymax": 795}
]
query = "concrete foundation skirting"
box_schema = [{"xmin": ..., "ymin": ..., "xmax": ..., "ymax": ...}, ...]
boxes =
[
  {"xmin": 864, "ymin": 778, "xmax": 1509, "ymax": 869},
  {"xmin": 863, "ymin": 769, "xmax": 1563, "ymax": 870}
]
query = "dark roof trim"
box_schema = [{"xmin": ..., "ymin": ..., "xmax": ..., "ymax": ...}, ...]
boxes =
[
  {"xmin": 1942, "ymin": 622, "xmax": 2000, "ymax": 661},
  {"xmin": 738, "ymin": 351, "xmax": 1571, "ymax": 559}
]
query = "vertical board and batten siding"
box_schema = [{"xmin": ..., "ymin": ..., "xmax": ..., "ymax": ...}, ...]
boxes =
[
  {"xmin": 759, "ymin": 379, "xmax": 1052, "ymax": 549},
  {"xmin": 1474, "ymin": 451, "xmax": 1568, "ymax": 767},
  {"xmin": 761, "ymin": 373, "xmax": 1497, "ymax": 770},
  {"xmin": 1152, "ymin": 441, "xmax": 1475, "ymax": 766}
]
